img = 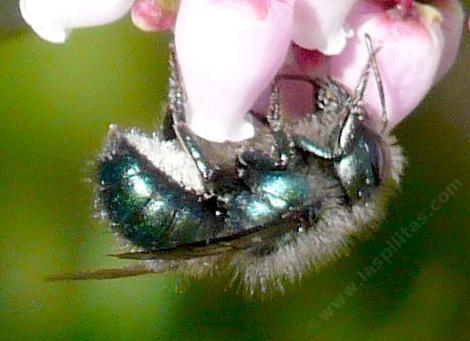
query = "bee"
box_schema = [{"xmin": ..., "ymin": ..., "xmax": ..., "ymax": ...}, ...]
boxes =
[{"xmin": 51, "ymin": 36, "xmax": 405, "ymax": 295}]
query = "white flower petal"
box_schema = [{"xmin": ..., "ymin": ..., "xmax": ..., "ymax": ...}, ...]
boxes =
[{"xmin": 20, "ymin": 0, "xmax": 135, "ymax": 43}]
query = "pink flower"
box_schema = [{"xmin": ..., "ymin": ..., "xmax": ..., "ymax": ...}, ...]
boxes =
[
  {"xmin": 329, "ymin": 2, "xmax": 438, "ymax": 128},
  {"xmin": 174, "ymin": 0, "xmax": 381, "ymax": 141},
  {"xmin": 432, "ymin": 0, "xmax": 465, "ymax": 82},
  {"xmin": 174, "ymin": 0, "xmax": 295, "ymax": 142},
  {"xmin": 20, "ymin": 0, "xmax": 465, "ymax": 141},
  {"xmin": 20, "ymin": 0, "xmax": 136, "ymax": 43},
  {"xmin": 293, "ymin": 0, "xmax": 358, "ymax": 54},
  {"xmin": 327, "ymin": 0, "xmax": 464, "ymax": 130},
  {"xmin": 267, "ymin": 0, "xmax": 464, "ymax": 131}
]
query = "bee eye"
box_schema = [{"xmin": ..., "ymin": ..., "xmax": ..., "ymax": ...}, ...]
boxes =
[
  {"xmin": 333, "ymin": 128, "xmax": 386, "ymax": 201},
  {"xmin": 367, "ymin": 135, "xmax": 385, "ymax": 186}
]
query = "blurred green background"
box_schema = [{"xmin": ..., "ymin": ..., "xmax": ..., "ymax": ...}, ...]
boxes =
[{"xmin": 0, "ymin": 4, "xmax": 469, "ymax": 341}]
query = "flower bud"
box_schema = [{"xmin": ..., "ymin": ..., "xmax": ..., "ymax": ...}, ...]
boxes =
[
  {"xmin": 131, "ymin": 0, "xmax": 177, "ymax": 32},
  {"xmin": 175, "ymin": 0, "xmax": 294, "ymax": 142}
]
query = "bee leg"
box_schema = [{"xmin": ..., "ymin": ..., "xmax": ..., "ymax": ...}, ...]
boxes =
[
  {"xmin": 162, "ymin": 42, "xmax": 185, "ymax": 141},
  {"xmin": 266, "ymin": 81, "xmax": 294, "ymax": 168},
  {"xmin": 274, "ymin": 74, "xmax": 362, "ymax": 158},
  {"xmin": 165, "ymin": 43, "xmax": 216, "ymax": 190},
  {"xmin": 272, "ymin": 74, "xmax": 343, "ymax": 160},
  {"xmin": 297, "ymin": 106, "xmax": 361, "ymax": 160},
  {"xmin": 364, "ymin": 33, "xmax": 388, "ymax": 133},
  {"xmin": 335, "ymin": 106, "xmax": 363, "ymax": 154},
  {"xmin": 316, "ymin": 34, "xmax": 383, "ymax": 159},
  {"xmin": 161, "ymin": 107, "xmax": 176, "ymax": 141},
  {"xmin": 173, "ymin": 122, "xmax": 216, "ymax": 186},
  {"xmin": 292, "ymin": 135, "xmax": 337, "ymax": 160},
  {"xmin": 238, "ymin": 83, "xmax": 294, "ymax": 171}
]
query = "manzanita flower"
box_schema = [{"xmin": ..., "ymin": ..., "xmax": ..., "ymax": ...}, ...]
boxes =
[
  {"xmin": 275, "ymin": 0, "xmax": 464, "ymax": 129},
  {"xmin": 260, "ymin": 0, "xmax": 464, "ymax": 132},
  {"xmin": 19, "ymin": 0, "xmax": 465, "ymax": 141},
  {"xmin": 432, "ymin": 0, "xmax": 465, "ymax": 81},
  {"xmin": 174, "ymin": 0, "xmax": 295, "ymax": 142},
  {"xmin": 292, "ymin": 0, "xmax": 357, "ymax": 54},
  {"xmin": 19, "ymin": 0, "xmax": 136, "ymax": 43},
  {"xmin": 327, "ymin": 0, "xmax": 464, "ymax": 130}
]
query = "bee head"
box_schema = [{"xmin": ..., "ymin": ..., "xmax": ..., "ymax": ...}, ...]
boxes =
[{"xmin": 334, "ymin": 125, "xmax": 388, "ymax": 201}]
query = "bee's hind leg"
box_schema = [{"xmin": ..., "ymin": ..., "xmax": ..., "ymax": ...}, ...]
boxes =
[
  {"xmin": 266, "ymin": 82, "xmax": 294, "ymax": 168},
  {"xmin": 241, "ymin": 81, "xmax": 295, "ymax": 171},
  {"xmin": 163, "ymin": 43, "xmax": 217, "ymax": 188}
]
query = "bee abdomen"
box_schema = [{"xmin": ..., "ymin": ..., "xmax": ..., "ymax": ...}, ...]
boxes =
[{"xmin": 98, "ymin": 138, "xmax": 218, "ymax": 250}]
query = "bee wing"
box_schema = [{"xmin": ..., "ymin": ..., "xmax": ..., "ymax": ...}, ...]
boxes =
[
  {"xmin": 47, "ymin": 264, "xmax": 153, "ymax": 281},
  {"xmin": 111, "ymin": 244, "xmax": 234, "ymax": 261},
  {"xmin": 112, "ymin": 217, "xmax": 305, "ymax": 262},
  {"xmin": 47, "ymin": 244, "xmax": 234, "ymax": 281}
]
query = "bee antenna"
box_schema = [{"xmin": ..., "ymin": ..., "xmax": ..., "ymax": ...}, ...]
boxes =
[
  {"xmin": 352, "ymin": 34, "xmax": 388, "ymax": 133},
  {"xmin": 364, "ymin": 34, "xmax": 388, "ymax": 133},
  {"xmin": 168, "ymin": 42, "xmax": 180, "ymax": 86},
  {"xmin": 352, "ymin": 55, "xmax": 371, "ymax": 104},
  {"xmin": 268, "ymin": 81, "xmax": 281, "ymax": 125}
]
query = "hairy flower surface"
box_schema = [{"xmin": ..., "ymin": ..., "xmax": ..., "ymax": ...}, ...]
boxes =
[{"xmin": 20, "ymin": 0, "xmax": 465, "ymax": 141}]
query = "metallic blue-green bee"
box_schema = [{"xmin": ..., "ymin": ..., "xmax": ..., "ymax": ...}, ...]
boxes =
[
  {"xmin": 95, "ymin": 80, "xmax": 329, "ymax": 258},
  {"xmin": 53, "ymin": 37, "xmax": 405, "ymax": 295}
]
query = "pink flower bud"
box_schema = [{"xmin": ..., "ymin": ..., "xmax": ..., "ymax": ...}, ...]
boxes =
[
  {"xmin": 131, "ymin": 0, "xmax": 177, "ymax": 32},
  {"xmin": 328, "ymin": 0, "xmax": 450, "ymax": 130},
  {"xmin": 20, "ymin": 0, "xmax": 135, "ymax": 43},
  {"xmin": 175, "ymin": 0, "xmax": 294, "ymax": 142}
]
